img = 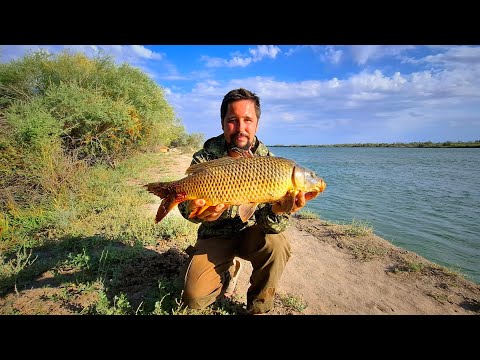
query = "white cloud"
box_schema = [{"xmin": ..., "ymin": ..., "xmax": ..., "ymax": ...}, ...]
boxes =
[
  {"xmin": 279, "ymin": 113, "xmax": 295, "ymax": 122},
  {"xmin": 130, "ymin": 45, "xmax": 163, "ymax": 60},
  {"xmin": 227, "ymin": 56, "xmax": 253, "ymax": 67},
  {"xmin": 249, "ymin": 45, "xmax": 281, "ymax": 61},
  {"xmin": 350, "ymin": 45, "xmax": 416, "ymax": 65},
  {"xmin": 0, "ymin": 44, "xmax": 175, "ymax": 88},
  {"xmin": 202, "ymin": 45, "xmax": 281, "ymax": 68},
  {"xmin": 285, "ymin": 46, "xmax": 302, "ymax": 56},
  {"xmin": 350, "ymin": 70, "xmax": 407, "ymax": 91},
  {"xmin": 200, "ymin": 56, "xmax": 224, "ymax": 67},
  {"xmin": 420, "ymin": 46, "xmax": 480, "ymax": 67},
  {"xmin": 351, "ymin": 91, "xmax": 386, "ymax": 101},
  {"xmin": 351, "ymin": 45, "xmax": 380, "ymax": 65},
  {"xmin": 0, "ymin": 45, "xmax": 164, "ymax": 65},
  {"xmin": 0, "ymin": 45, "xmax": 55, "ymax": 62},
  {"xmin": 2, "ymin": 45, "xmax": 479, "ymax": 145},
  {"xmin": 165, "ymin": 58, "xmax": 480, "ymax": 144},
  {"xmin": 324, "ymin": 46, "xmax": 343, "ymax": 64},
  {"xmin": 154, "ymin": 63, "xmax": 207, "ymax": 82},
  {"xmin": 327, "ymin": 78, "xmax": 341, "ymax": 88}
]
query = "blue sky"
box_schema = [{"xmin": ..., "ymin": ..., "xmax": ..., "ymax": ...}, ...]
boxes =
[{"xmin": 2, "ymin": 45, "xmax": 480, "ymax": 145}]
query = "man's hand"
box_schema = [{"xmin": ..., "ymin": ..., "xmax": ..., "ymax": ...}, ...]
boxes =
[
  {"xmin": 190, "ymin": 199, "xmax": 229, "ymax": 222},
  {"xmin": 272, "ymin": 191, "xmax": 307, "ymax": 215}
]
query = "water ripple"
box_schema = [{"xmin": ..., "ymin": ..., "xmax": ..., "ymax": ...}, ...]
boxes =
[{"xmin": 274, "ymin": 147, "xmax": 480, "ymax": 284}]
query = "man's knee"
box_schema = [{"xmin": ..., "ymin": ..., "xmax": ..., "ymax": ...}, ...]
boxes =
[
  {"xmin": 182, "ymin": 290, "xmax": 216, "ymax": 310},
  {"xmin": 181, "ymin": 255, "xmax": 223, "ymax": 310},
  {"xmin": 265, "ymin": 232, "xmax": 291, "ymax": 260}
]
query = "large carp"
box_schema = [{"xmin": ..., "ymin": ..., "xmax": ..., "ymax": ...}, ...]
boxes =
[{"xmin": 145, "ymin": 155, "xmax": 326, "ymax": 223}]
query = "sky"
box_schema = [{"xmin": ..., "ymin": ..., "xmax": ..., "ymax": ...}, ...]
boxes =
[{"xmin": 1, "ymin": 45, "xmax": 480, "ymax": 145}]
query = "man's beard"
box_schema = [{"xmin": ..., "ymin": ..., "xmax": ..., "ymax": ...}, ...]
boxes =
[{"xmin": 227, "ymin": 132, "xmax": 252, "ymax": 151}]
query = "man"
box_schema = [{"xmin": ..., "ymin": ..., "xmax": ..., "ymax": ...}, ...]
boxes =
[{"xmin": 178, "ymin": 88, "xmax": 308, "ymax": 314}]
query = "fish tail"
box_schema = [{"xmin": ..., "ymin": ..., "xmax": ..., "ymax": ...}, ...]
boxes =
[
  {"xmin": 144, "ymin": 181, "xmax": 172, "ymax": 198},
  {"xmin": 144, "ymin": 181, "xmax": 186, "ymax": 223}
]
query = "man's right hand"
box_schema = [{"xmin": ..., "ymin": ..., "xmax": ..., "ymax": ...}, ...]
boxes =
[{"xmin": 190, "ymin": 199, "xmax": 229, "ymax": 222}]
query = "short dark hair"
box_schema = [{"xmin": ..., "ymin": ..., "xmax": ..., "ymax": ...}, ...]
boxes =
[{"xmin": 220, "ymin": 88, "xmax": 261, "ymax": 122}]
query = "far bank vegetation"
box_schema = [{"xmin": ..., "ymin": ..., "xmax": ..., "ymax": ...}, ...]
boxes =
[{"xmin": 271, "ymin": 140, "xmax": 480, "ymax": 148}]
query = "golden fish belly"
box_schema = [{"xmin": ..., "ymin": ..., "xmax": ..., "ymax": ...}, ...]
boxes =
[{"xmin": 179, "ymin": 157, "xmax": 295, "ymax": 205}]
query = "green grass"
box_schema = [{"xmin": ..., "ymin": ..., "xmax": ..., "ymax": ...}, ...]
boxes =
[
  {"xmin": 427, "ymin": 292, "xmax": 449, "ymax": 304},
  {"xmin": 279, "ymin": 293, "xmax": 308, "ymax": 312},
  {"xmin": 0, "ymin": 144, "xmax": 245, "ymax": 314},
  {"xmin": 1, "ymin": 152, "xmax": 383, "ymax": 314},
  {"xmin": 295, "ymin": 208, "xmax": 320, "ymax": 220},
  {"xmin": 0, "ymin": 151, "xmax": 202, "ymax": 314},
  {"xmin": 321, "ymin": 220, "xmax": 385, "ymax": 262},
  {"xmin": 349, "ymin": 242, "xmax": 387, "ymax": 262},
  {"xmin": 344, "ymin": 218, "xmax": 374, "ymax": 237},
  {"xmin": 95, "ymin": 292, "xmax": 133, "ymax": 315},
  {"xmin": 9, "ymin": 147, "xmax": 456, "ymax": 315},
  {"xmin": 0, "ymin": 244, "xmax": 38, "ymax": 293}
]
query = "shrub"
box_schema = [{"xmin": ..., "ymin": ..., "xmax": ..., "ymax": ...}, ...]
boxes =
[{"xmin": 0, "ymin": 50, "xmax": 184, "ymax": 163}]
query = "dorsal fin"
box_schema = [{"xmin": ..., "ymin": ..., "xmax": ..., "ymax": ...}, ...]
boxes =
[{"xmin": 185, "ymin": 157, "xmax": 239, "ymax": 175}]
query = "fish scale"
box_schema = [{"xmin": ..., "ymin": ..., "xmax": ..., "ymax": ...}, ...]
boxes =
[
  {"xmin": 145, "ymin": 156, "xmax": 326, "ymax": 223},
  {"xmin": 178, "ymin": 157, "xmax": 295, "ymax": 204}
]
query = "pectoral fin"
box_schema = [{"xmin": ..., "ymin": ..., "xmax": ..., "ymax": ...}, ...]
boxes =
[
  {"xmin": 188, "ymin": 203, "xmax": 212, "ymax": 219},
  {"xmin": 238, "ymin": 203, "xmax": 258, "ymax": 222}
]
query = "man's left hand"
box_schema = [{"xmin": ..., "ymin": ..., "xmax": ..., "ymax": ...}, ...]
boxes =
[{"xmin": 272, "ymin": 191, "xmax": 307, "ymax": 215}]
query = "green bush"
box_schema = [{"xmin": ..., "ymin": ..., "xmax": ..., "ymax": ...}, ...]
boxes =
[
  {"xmin": 0, "ymin": 50, "xmax": 202, "ymax": 208},
  {"xmin": 0, "ymin": 50, "xmax": 188, "ymax": 163},
  {"xmin": 41, "ymin": 82, "xmax": 140, "ymax": 161},
  {"xmin": 6, "ymin": 98, "xmax": 63, "ymax": 150},
  {"xmin": 170, "ymin": 131, "xmax": 204, "ymax": 151}
]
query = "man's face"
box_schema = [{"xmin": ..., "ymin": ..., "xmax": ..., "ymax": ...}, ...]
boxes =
[{"xmin": 222, "ymin": 99, "xmax": 258, "ymax": 151}]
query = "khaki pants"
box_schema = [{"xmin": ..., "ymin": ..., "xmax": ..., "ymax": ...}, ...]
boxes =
[{"xmin": 180, "ymin": 225, "xmax": 291, "ymax": 314}]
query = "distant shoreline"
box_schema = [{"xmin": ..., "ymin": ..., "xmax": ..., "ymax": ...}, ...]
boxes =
[{"xmin": 269, "ymin": 141, "xmax": 480, "ymax": 148}]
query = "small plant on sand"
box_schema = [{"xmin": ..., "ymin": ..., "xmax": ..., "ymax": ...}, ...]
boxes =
[
  {"xmin": 389, "ymin": 261, "xmax": 426, "ymax": 275},
  {"xmin": 428, "ymin": 292, "xmax": 449, "ymax": 304},
  {"xmin": 344, "ymin": 218, "xmax": 373, "ymax": 237},
  {"xmin": 279, "ymin": 293, "xmax": 308, "ymax": 312},
  {"xmin": 295, "ymin": 208, "xmax": 320, "ymax": 220},
  {"xmin": 349, "ymin": 242, "xmax": 387, "ymax": 262},
  {"xmin": 61, "ymin": 248, "xmax": 91, "ymax": 272},
  {"xmin": 0, "ymin": 244, "xmax": 38, "ymax": 293},
  {"xmin": 95, "ymin": 291, "xmax": 132, "ymax": 315}
]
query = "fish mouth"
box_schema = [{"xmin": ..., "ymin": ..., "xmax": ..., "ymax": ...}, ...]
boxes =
[
  {"xmin": 305, "ymin": 191, "xmax": 319, "ymax": 201},
  {"xmin": 305, "ymin": 181, "xmax": 326, "ymax": 200}
]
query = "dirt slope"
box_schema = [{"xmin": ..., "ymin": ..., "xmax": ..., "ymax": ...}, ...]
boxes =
[
  {"xmin": 2, "ymin": 151, "xmax": 478, "ymax": 315},
  {"xmin": 166, "ymin": 152, "xmax": 480, "ymax": 315}
]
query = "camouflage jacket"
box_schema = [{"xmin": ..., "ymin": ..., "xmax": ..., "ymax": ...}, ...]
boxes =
[{"xmin": 178, "ymin": 134, "xmax": 290, "ymax": 238}]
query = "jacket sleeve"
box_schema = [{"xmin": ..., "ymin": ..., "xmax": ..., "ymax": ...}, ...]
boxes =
[{"xmin": 254, "ymin": 203, "xmax": 290, "ymax": 234}]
